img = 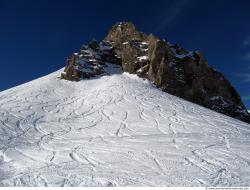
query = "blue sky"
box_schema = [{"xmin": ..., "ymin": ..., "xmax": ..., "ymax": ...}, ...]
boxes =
[{"xmin": 0, "ymin": 0, "xmax": 249, "ymax": 108}]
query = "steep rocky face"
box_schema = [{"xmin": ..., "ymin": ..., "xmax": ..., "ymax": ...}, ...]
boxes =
[
  {"xmin": 61, "ymin": 22, "xmax": 250, "ymax": 123},
  {"xmin": 61, "ymin": 40, "xmax": 121, "ymax": 81},
  {"xmin": 105, "ymin": 22, "xmax": 149, "ymax": 74}
]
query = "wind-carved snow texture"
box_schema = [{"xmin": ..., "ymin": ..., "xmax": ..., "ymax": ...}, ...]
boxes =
[{"xmin": 0, "ymin": 67, "xmax": 250, "ymax": 187}]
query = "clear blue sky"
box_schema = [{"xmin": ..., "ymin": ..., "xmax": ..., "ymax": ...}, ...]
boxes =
[{"xmin": 0, "ymin": 0, "xmax": 250, "ymax": 108}]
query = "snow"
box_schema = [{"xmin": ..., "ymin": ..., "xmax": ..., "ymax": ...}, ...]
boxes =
[
  {"xmin": 137, "ymin": 56, "xmax": 148, "ymax": 62},
  {"xmin": 99, "ymin": 41, "xmax": 113, "ymax": 51},
  {"xmin": 210, "ymin": 96, "xmax": 222, "ymax": 101},
  {"xmin": 0, "ymin": 69, "xmax": 250, "ymax": 186},
  {"xmin": 170, "ymin": 46, "xmax": 195, "ymax": 60},
  {"xmin": 175, "ymin": 51, "xmax": 194, "ymax": 59}
]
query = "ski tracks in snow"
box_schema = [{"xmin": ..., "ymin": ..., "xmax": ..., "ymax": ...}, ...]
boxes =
[{"xmin": 0, "ymin": 69, "xmax": 250, "ymax": 186}]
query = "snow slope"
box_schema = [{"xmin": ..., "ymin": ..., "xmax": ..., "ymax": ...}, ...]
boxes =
[{"xmin": 0, "ymin": 67, "xmax": 250, "ymax": 187}]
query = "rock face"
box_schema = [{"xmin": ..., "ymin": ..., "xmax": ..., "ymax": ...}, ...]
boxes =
[
  {"xmin": 61, "ymin": 22, "xmax": 250, "ymax": 123},
  {"xmin": 61, "ymin": 40, "xmax": 121, "ymax": 81}
]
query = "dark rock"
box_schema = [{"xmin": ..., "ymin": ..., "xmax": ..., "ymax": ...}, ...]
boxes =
[
  {"xmin": 61, "ymin": 22, "xmax": 250, "ymax": 123},
  {"xmin": 89, "ymin": 38, "xmax": 99, "ymax": 51},
  {"xmin": 104, "ymin": 22, "xmax": 147, "ymax": 48},
  {"xmin": 105, "ymin": 22, "xmax": 149, "ymax": 73}
]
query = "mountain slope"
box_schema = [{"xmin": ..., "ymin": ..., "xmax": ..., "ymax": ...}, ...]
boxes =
[{"xmin": 0, "ymin": 67, "xmax": 250, "ymax": 186}]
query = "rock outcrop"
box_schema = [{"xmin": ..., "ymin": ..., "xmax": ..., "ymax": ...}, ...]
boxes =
[
  {"xmin": 61, "ymin": 22, "xmax": 250, "ymax": 123},
  {"xmin": 61, "ymin": 40, "xmax": 121, "ymax": 81}
]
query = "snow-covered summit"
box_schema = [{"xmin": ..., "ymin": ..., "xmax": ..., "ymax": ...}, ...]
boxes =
[{"xmin": 0, "ymin": 69, "xmax": 250, "ymax": 186}]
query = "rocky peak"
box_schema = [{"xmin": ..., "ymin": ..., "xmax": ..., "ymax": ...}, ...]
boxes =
[
  {"xmin": 105, "ymin": 22, "xmax": 147, "ymax": 47},
  {"xmin": 61, "ymin": 22, "xmax": 250, "ymax": 124}
]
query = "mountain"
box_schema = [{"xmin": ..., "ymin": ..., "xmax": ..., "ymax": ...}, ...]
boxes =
[
  {"xmin": 62, "ymin": 22, "xmax": 250, "ymax": 124},
  {"xmin": 0, "ymin": 22, "xmax": 250, "ymax": 187}
]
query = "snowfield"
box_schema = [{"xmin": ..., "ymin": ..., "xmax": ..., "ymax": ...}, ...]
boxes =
[{"xmin": 0, "ymin": 67, "xmax": 250, "ymax": 187}]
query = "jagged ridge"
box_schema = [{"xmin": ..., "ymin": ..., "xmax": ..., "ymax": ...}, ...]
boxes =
[{"xmin": 61, "ymin": 22, "xmax": 250, "ymax": 123}]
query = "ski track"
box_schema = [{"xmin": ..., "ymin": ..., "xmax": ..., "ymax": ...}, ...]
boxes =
[{"xmin": 0, "ymin": 68, "xmax": 250, "ymax": 186}]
